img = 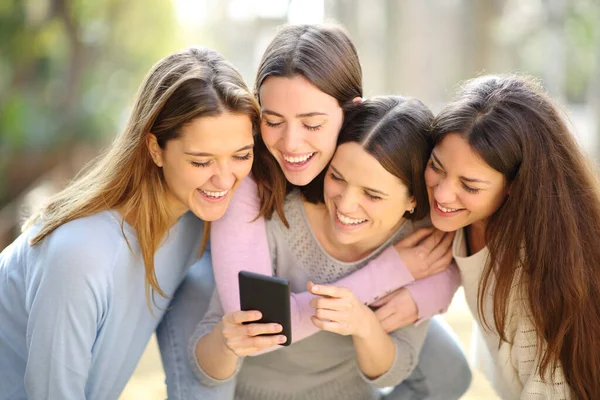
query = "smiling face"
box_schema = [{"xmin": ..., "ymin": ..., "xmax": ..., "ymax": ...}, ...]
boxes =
[
  {"xmin": 323, "ymin": 142, "xmax": 415, "ymax": 252},
  {"xmin": 259, "ymin": 75, "xmax": 344, "ymax": 186},
  {"xmin": 424, "ymin": 133, "xmax": 509, "ymax": 232},
  {"xmin": 148, "ymin": 112, "xmax": 254, "ymax": 222}
]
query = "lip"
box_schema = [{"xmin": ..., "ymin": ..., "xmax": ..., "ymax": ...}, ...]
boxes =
[
  {"xmin": 334, "ymin": 207, "xmax": 368, "ymax": 231},
  {"xmin": 197, "ymin": 188, "xmax": 229, "ymax": 204},
  {"xmin": 432, "ymin": 200, "xmax": 465, "ymax": 217},
  {"xmin": 279, "ymin": 151, "xmax": 316, "ymax": 172}
]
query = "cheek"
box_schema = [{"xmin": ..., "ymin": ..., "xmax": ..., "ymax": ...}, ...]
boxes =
[
  {"xmin": 323, "ymin": 180, "xmax": 339, "ymax": 200},
  {"xmin": 184, "ymin": 167, "xmax": 210, "ymax": 188},
  {"xmin": 162, "ymin": 157, "xmax": 187, "ymax": 187},
  {"xmin": 234, "ymin": 160, "xmax": 253, "ymax": 178},
  {"xmin": 378, "ymin": 204, "xmax": 402, "ymax": 226},
  {"xmin": 317, "ymin": 126, "xmax": 341, "ymax": 155},
  {"xmin": 483, "ymin": 191, "xmax": 507, "ymax": 215},
  {"xmin": 461, "ymin": 193, "xmax": 499, "ymax": 218},
  {"xmin": 260, "ymin": 126, "xmax": 280, "ymax": 148},
  {"xmin": 424, "ymin": 168, "xmax": 438, "ymax": 188}
]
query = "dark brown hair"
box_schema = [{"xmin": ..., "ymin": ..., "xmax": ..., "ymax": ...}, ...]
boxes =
[
  {"xmin": 307, "ymin": 96, "xmax": 433, "ymax": 220},
  {"xmin": 26, "ymin": 47, "xmax": 260, "ymax": 302},
  {"xmin": 251, "ymin": 23, "xmax": 363, "ymax": 225},
  {"xmin": 431, "ymin": 74, "xmax": 600, "ymax": 399}
]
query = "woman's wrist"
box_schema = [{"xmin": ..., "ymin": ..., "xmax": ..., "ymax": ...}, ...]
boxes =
[{"xmin": 354, "ymin": 307, "xmax": 382, "ymax": 339}]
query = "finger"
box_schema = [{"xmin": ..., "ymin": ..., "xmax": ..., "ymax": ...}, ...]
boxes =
[
  {"xmin": 428, "ymin": 248, "xmax": 454, "ymax": 274},
  {"xmin": 314, "ymin": 308, "xmax": 347, "ymax": 323},
  {"xmin": 224, "ymin": 310, "xmax": 262, "ymax": 325},
  {"xmin": 428, "ymin": 231, "xmax": 455, "ymax": 261},
  {"xmin": 309, "ymin": 284, "xmax": 350, "ymax": 299},
  {"xmin": 419, "ymin": 229, "xmax": 446, "ymax": 252},
  {"xmin": 311, "ymin": 316, "xmax": 349, "ymax": 335},
  {"xmin": 225, "ymin": 322, "xmax": 282, "ymax": 339},
  {"xmin": 245, "ymin": 334, "xmax": 287, "ymax": 348},
  {"xmin": 309, "ymin": 297, "xmax": 350, "ymax": 311},
  {"xmin": 227, "ymin": 334, "xmax": 286, "ymax": 354},
  {"xmin": 373, "ymin": 302, "xmax": 395, "ymax": 321},
  {"xmin": 395, "ymin": 227, "xmax": 434, "ymax": 249}
]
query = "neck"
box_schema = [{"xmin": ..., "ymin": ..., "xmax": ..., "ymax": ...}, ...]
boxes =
[
  {"xmin": 466, "ymin": 220, "xmax": 487, "ymax": 255},
  {"xmin": 164, "ymin": 192, "xmax": 189, "ymax": 227}
]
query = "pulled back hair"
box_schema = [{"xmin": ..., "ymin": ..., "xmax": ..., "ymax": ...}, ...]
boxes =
[
  {"xmin": 25, "ymin": 47, "xmax": 260, "ymax": 302},
  {"xmin": 252, "ymin": 23, "xmax": 363, "ymax": 225},
  {"xmin": 307, "ymin": 96, "xmax": 433, "ymax": 219},
  {"xmin": 431, "ymin": 74, "xmax": 600, "ymax": 399}
]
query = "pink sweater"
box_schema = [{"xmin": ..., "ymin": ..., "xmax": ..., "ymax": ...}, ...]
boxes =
[{"xmin": 211, "ymin": 176, "xmax": 460, "ymax": 343}]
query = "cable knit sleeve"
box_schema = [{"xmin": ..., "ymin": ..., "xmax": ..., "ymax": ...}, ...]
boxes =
[
  {"xmin": 511, "ymin": 292, "xmax": 572, "ymax": 399},
  {"xmin": 358, "ymin": 321, "xmax": 429, "ymax": 389}
]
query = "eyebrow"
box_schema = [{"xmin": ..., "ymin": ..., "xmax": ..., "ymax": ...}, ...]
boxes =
[
  {"xmin": 262, "ymin": 109, "xmax": 328, "ymax": 118},
  {"xmin": 331, "ymin": 165, "xmax": 390, "ymax": 196},
  {"xmin": 431, "ymin": 151, "xmax": 492, "ymax": 185},
  {"xmin": 184, "ymin": 144, "xmax": 254, "ymax": 157}
]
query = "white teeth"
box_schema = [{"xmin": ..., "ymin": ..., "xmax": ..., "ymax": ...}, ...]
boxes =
[
  {"xmin": 336, "ymin": 210, "xmax": 367, "ymax": 225},
  {"xmin": 200, "ymin": 189, "xmax": 228, "ymax": 198},
  {"xmin": 437, "ymin": 203, "xmax": 461, "ymax": 213},
  {"xmin": 283, "ymin": 152, "xmax": 315, "ymax": 164}
]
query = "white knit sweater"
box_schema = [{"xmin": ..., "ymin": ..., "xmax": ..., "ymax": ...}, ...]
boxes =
[{"xmin": 453, "ymin": 228, "xmax": 571, "ymax": 400}]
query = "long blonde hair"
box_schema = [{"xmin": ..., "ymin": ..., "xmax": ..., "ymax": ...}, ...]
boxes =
[{"xmin": 25, "ymin": 47, "xmax": 260, "ymax": 301}]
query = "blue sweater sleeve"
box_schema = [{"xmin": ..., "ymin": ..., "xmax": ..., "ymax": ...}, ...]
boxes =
[{"xmin": 24, "ymin": 229, "xmax": 112, "ymax": 399}]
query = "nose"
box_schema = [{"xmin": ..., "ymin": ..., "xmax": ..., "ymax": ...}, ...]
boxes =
[
  {"xmin": 282, "ymin": 124, "xmax": 304, "ymax": 152},
  {"xmin": 433, "ymin": 177, "xmax": 456, "ymax": 205},
  {"xmin": 212, "ymin": 161, "xmax": 235, "ymax": 189},
  {"xmin": 337, "ymin": 187, "xmax": 360, "ymax": 213}
]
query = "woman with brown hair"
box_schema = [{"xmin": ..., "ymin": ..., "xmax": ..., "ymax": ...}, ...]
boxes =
[
  {"xmin": 424, "ymin": 74, "xmax": 600, "ymax": 399},
  {"xmin": 0, "ymin": 47, "xmax": 259, "ymax": 399}
]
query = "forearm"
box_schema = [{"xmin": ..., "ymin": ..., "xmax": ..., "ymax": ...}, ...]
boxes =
[
  {"xmin": 195, "ymin": 321, "xmax": 240, "ymax": 381},
  {"xmin": 352, "ymin": 313, "xmax": 396, "ymax": 379}
]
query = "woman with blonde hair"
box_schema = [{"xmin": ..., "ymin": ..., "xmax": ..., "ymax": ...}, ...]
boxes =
[{"xmin": 0, "ymin": 47, "xmax": 259, "ymax": 399}]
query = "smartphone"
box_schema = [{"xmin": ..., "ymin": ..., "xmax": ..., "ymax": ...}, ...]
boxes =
[{"xmin": 238, "ymin": 270, "xmax": 292, "ymax": 346}]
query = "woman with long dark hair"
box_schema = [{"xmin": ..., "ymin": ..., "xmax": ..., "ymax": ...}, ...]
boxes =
[{"xmin": 425, "ymin": 74, "xmax": 600, "ymax": 399}]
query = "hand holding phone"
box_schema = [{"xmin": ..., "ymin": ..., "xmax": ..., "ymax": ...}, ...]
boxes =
[
  {"xmin": 238, "ymin": 271, "xmax": 292, "ymax": 346},
  {"xmin": 220, "ymin": 309, "xmax": 287, "ymax": 357}
]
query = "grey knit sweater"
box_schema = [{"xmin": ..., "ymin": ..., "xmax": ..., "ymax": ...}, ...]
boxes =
[{"xmin": 190, "ymin": 191, "xmax": 429, "ymax": 400}]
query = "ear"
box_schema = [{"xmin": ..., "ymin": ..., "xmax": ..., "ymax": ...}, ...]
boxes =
[
  {"xmin": 407, "ymin": 197, "xmax": 417, "ymax": 214},
  {"xmin": 146, "ymin": 133, "xmax": 164, "ymax": 167},
  {"xmin": 352, "ymin": 96, "xmax": 363, "ymax": 105}
]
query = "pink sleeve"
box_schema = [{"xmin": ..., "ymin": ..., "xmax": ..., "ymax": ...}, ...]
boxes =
[
  {"xmin": 211, "ymin": 176, "xmax": 429, "ymax": 347},
  {"xmin": 211, "ymin": 176, "xmax": 272, "ymax": 314},
  {"xmin": 287, "ymin": 246, "xmax": 418, "ymax": 343},
  {"xmin": 405, "ymin": 263, "xmax": 461, "ymax": 324},
  {"xmin": 210, "ymin": 176, "xmax": 321, "ymax": 346}
]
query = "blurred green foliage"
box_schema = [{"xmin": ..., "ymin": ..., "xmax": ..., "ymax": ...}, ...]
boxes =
[{"xmin": 0, "ymin": 0, "xmax": 181, "ymax": 207}]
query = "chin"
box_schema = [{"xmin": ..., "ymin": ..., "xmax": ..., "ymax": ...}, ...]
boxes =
[
  {"xmin": 193, "ymin": 205, "xmax": 229, "ymax": 222},
  {"xmin": 285, "ymin": 175, "xmax": 312, "ymax": 187},
  {"xmin": 430, "ymin": 213, "xmax": 461, "ymax": 232},
  {"xmin": 332, "ymin": 231, "xmax": 361, "ymax": 245}
]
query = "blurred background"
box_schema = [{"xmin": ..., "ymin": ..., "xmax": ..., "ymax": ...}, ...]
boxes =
[{"xmin": 1, "ymin": 0, "xmax": 598, "ymax": 398}]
